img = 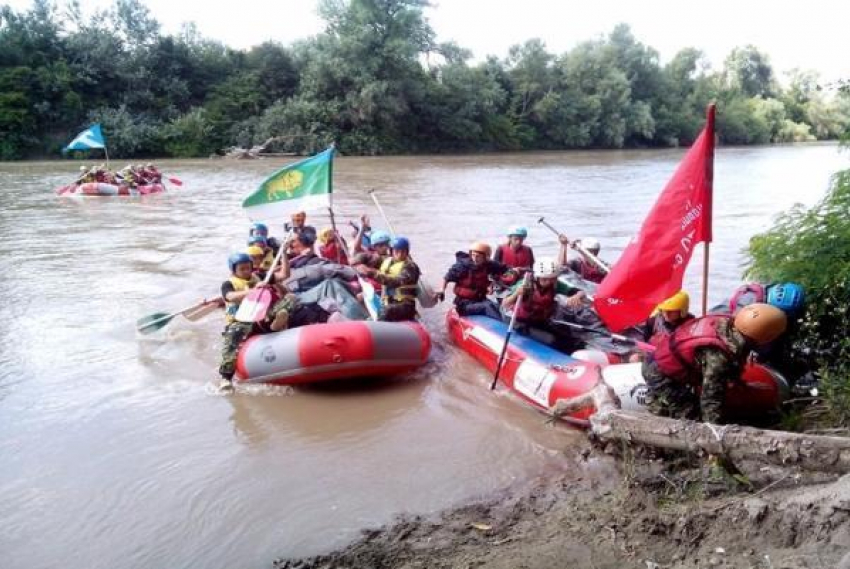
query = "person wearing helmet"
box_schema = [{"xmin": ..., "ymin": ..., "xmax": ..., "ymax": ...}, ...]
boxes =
[
  {"xmin": 502, "ymin": 257, "xmax": 577, "ymax": 351},
  {"xmin": 350, "ymin": 229, "xmax": 392, "ymax": 294},
  {"xmin": 217, "ymin": 252, "xmax": 299, "ymax": 392},
  {"xmin": 642, "ymin": 303, "xmax": 788, "ymax": 423},
  {"xmin": 246, "ymin": 245, "xmax": 268, "ymax": 279},
  {"xmin": 357, "ymin": 236, "xmax": 420, "ymax": 321},
  {"xmin": 627, "ymin": 290, "xmax": 695, "ymax": 363},
  {"xmin": 560, "ymin": 236, "xmax": 607, "ymax": 284},
  {"xmin": 494, "ymin": 226, "xmax": 535, "ymax": 274},
  {"xmin": 711, "ymin": 281, "xmax": 805, "ymax": 317},
  {"xmin": 317, "ymin": 227, "xmax": 349, "ymax": 265},
  {"xmin": 351, "ymin": 214, "xmax": 374, "ymax": 254},
  {"xmin": 249, "ymin": 222, "xmax": 282, "ymax": 257},
  {"xmin": 440, "ymin": 241, "xmax": 513, "ymax": 320}
]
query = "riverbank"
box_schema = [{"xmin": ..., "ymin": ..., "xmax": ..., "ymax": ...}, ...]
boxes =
[{"xmin": 276, "ymin": 447, "xmax": 850, "ymax": 569}]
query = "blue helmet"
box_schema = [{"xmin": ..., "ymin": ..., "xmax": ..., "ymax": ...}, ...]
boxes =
[
  {"xmin": 247, "ymin": 235, "xmax": 268, "ymax": 247},
  {"xmin": 507, "ymin": 225, "xmax": 528, "ymax": 238},
  {"xmin": 767, "ymin": 282, "xmax": 805, "ymax": 314},
  {"xmin": 228, "ymin": 252, "xmax": 252, "ymax": 273},
  {"xmin": 250, "ymin": 222, "xmax": 269, "ymax": 237},
  {"xmin": 390, "ymin": 236, "xmax": 410, "ymax": 251},
  {"xmin": 370, "ymin": 230, "xmax": 391, "ymax": 246}
]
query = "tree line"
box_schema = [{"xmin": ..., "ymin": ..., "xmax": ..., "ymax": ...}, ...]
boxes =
[{"xmin": 1, "ymin": 0, "xmax": 848, "ymax": 159}]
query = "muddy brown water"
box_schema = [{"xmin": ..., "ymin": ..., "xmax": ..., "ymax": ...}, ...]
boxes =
[{"xmin": 0, "ymin": 144, "xmax": 846, "ymax": 569}]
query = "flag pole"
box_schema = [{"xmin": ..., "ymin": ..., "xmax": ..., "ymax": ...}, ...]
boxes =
[
  {"xmin": 104, "ymin": 146, "xmax": 110, "ymax": 172},
  {"xmin": 702, "ymin": 103, "xmax": 717, "ymax": 316}
]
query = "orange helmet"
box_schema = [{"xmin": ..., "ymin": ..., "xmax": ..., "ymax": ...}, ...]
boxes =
[
  {"xmin": 733, "ymin": 303, "xmax": 787, "ymax": 345},
  {"xmin": 469, "ymin": 241, "xmax": 492, "ymax": 258}
]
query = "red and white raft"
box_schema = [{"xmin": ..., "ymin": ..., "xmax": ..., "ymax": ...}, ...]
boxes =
[
  {"xmin": 235, "ymin": 320, "xmax": 431, "ymax": 386},
  {"xmin": 56, "ymin": 182, "xmax": 166, "ymax": 197},
  {"xmin": 446, "ymin": 309, "xmax": 788, "ymax": 426}
]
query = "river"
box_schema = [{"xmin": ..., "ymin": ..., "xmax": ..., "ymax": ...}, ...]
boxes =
[{"xmin": 0, "ymin": 143, "xmax": 846, "ymax": 569}]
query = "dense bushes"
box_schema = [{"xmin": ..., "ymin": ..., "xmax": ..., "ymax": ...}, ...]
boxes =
[
  {"xmin": 1, "ymin": 0, "xmax": 848, "ymax": 158},
  {"xmin": 746, "ymin": 170, "xmax": 850, "ymax": 424}
]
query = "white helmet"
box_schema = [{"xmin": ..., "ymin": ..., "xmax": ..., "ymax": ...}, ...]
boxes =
[
  {"xmin": 534, "ymin": 257, "xmax": 559, "ymax": 278},
  {"xmin": 581, "ymin": 238, "xmax": 601, "ymax": 252},
  {"xmin": 79, "ymin": 165, "xmax": 87, "ymax": 171}
]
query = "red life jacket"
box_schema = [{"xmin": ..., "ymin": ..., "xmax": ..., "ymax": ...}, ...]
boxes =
[
  {"xmin": 574, "ymin": 258, "xmax": 606, "ymax": 284},
  {"xmin": 652, "ymin": 315, "xmax": 733, "ymax": 383},
  {"xmin": 319, "ymin": 242, "xmax": 349, "ymax": 265},
  {"xmin": 516, "ymin": 284, "xmax": 556, "ymax": 323},
  {"xmin": 454, "ymin": 265, "xmax": 491, "ymax": 301},
  {"xmin": 728, "ymin": 283, "xmax": 766, "ymax": 314},
  {"xmin": 497, "ymin": 244, "xmax": 533, "ymax": 270}
]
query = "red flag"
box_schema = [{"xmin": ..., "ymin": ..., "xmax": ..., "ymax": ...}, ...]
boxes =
[{"xmin": 593, "ymin": 105, "xmax": 715, "ymax": 332}]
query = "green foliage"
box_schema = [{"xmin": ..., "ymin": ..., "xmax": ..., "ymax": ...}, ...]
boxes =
[
  {"xmin": 1, "ymin": 1, "xmax": 849, "ymax": 158},
  {"xmin": 746, "ymin": 170, "xmax": 850, "ymax": 424}
]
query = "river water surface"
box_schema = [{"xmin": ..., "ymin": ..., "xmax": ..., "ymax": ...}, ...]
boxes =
[{"xmin": 0, "ymin": 144, "xmax": 846, "ymax": 569}]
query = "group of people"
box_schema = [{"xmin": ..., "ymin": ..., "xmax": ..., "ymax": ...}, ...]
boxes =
[
  {"xmin": 76, "ymin": 163, "xmax": 162, "ymax": 187},
  {"xmin": 216, "ymin": 214, "xmax": 809, "ymax": 427},
  {"xmin": 217, "ymin": 211, "xmax": 422, "ymax": 391}
]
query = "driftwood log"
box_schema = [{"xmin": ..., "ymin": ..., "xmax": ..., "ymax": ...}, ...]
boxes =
[
  {"xmin": 551, "ymin": 382, "xmax": 850, "ymax": 474},
  {"xmin": 224, "ymin": 137, "xmax": 280, "ymax": 159}
]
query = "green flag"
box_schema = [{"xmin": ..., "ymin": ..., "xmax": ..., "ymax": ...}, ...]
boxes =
[{"xmin": 242, "ymin": 147, "xmax": 334, "ymax": 221}]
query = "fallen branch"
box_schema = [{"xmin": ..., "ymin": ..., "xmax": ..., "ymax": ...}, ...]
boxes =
[{"xmin": 551, "ymin": 380, "xmax": 850, "ymax": 474}]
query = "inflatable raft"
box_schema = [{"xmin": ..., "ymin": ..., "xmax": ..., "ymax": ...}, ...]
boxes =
[
  {"xmin": 446, "ymin": 309, "xmax": 788, "ymax": 426},
  {"xmin": 235, "ymin": 320, "xmax": 431, "ymax": 386},
  {"xmin": 56, "ymin": 182, "xmax": 166, "ymax": 197}
]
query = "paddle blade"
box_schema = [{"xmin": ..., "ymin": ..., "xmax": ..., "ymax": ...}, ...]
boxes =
[
  {"xmin": 167, "ymin": 177, "xmax": 183, "ymax": 186},
  {"xmin": 358, "ymin": 278, "xmax": 381, "ymax": 321},
  {"xmin": 235, "ymin": 288, "xmax": 273, "ymax": 323},
  {"xmin": 136, "ymin": 312, "xmax": 176, "ymax": 334},
  {"xmin": 416, "ymin": 280, "xmax": 438, "ymax": 308}
]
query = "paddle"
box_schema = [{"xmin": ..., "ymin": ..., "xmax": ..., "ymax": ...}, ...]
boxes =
[
  {"xmin": 183, "ymin": 298, "xmax": 224, "ymax": 321},
  {"xmin": 166, "ymin": 176, "xmax": 183, "ymax": 186},
  {"xmin": 368, "ymin": 189, "xmax": 438, "ymax": 308},
  {"xmin": 136, "ymin": 298, "xmax": 217, "ymax": 334},
  {"xmin": 537, "ymin": 217, "xmax": 610, "ymax": 274},
  {"xmin": 491, "ymin": 274, "xmax": 531, "ymax": 390},
  {"xmin": 328, "ymin": 205, "xmax": 379, "ymax": 321},
  {"xmin": 551, "ymin": 319, "xmax": 656, "ymax": 352},
  {"xmin": 234, "ymin": 232, "xmax": 290, "ymax": 323}
]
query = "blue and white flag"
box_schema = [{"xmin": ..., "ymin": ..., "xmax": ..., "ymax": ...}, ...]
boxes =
[{"xmin": 63, "ymin": 124, "xmax": 106, "ymax": 153}]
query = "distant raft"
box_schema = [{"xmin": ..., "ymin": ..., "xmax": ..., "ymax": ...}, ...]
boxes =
[
  {"xmin": 235, "ymin": 320, "xmax": 431, "ymax": 386},
  {"xmin": 56, "ymin": 182, "xmax": 166, "ymax": 197},
  {"xmin": 446, "ymin": 309, "xmax": 788, "ymax": 426}
]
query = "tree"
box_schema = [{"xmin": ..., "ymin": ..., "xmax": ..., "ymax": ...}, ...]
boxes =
[{"xmin": 723, "ymin": 45, "xmax": 776, "ymax": 98}]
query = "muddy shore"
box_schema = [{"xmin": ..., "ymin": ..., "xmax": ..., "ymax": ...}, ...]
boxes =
[{"xmin": 275, "ymin": 447, "xmax": 850, "ymax": 569}]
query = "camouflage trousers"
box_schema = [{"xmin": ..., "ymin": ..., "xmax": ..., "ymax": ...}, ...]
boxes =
[
  {"xmin": 642, "ymin": 360, "xmax": 727, "ymax": 423},
  {"xmin": 218, "ymin": 295, "xmax": 297, "ymax": 380}
]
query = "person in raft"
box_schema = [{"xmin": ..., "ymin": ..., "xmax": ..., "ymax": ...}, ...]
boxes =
[
  {"xmin": 350, "ymin": 230, "xmax": 392, "ymax": 295},
  {"xmin": 317, "ymin": 227, "xmax": 349, "ymax": 265},
  {"xmin": 501, "ymin": 257, "xmax": 579, "ymax": 352},
  {"xmin": 642, "ymin": 303, "xmax": 787, "ymax": 424},
  {"xmin": 358, "ymin": 236, "xmax": 420, "ymax": 322},
  {"xmin": 217, "ymin": 252, "xmax": 298, "ymax": 392},
  {"xmin": 285, "ymin": 210, "xmax": 317, "ymax": 245},
  {"xmin": 558, "ymin": 235, "xmax": 607, "ymax": 284},
  {"xmin": 438, "ymin": 241, "xmax": 513, "ymax": 321},
  {"xmin": 249, "ymin": 222, "xmax": 280, "ymax": 258}
]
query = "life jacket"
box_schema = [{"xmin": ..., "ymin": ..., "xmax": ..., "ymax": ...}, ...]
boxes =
[
  {"xmin": 651, "ymin": 315, "xmax": 734, "ymax": 383},
  {"xmin": 379, "ymin": 258, "xmax": 418, "ymax": 304},
  {"xmin": 454, "ymin": 263, "xmax": 491, "ymax": 301},
  {"xmin": 728, "ymin": 283, "xmax": 766, "ymax": 315},
  {"xmin": 497, "ymin": 244, "xmax": 534, "ymax": 270},
  {"xmin": 515, "ymin": 283, "xmax": 556, "ymax": 323},
  {"xmin": 573, "ymin": 258, "xmax": 606, "ymax": 284},
  {"xmin": 224, "ymin": 275, "xmax": 260, "ymax": 323},
  {"xmin": 261, "ymin": 249, "xmax": 276, "ymax": 271},
  {"xmin": 319, "ymin": 241, "xmax": 349, "ymax": 265}
]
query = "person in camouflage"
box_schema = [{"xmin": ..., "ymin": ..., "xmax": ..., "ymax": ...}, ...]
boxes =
[
  {"xmin": 357, "ymin": 236, "xmax": 420, "ymax": 322},
  {"xmin": 642, "ymin": 303, "xmax": 787, "ymax": 423}
]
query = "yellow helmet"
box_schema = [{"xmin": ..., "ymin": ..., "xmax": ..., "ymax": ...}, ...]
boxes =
[
  {"xmin": 733, "ymin": 303, "xmax": 787, "ymax": 345},
  {"xmin": 318, "ymin": 227, "xmax": 334, "ymax": 245},
  {"xmin": 656, "ymin": 290, "xmax": 690, "ymax": 315},
  {"xmin": 246, "ymin": 246, "xmax": 265, "ymax": 257}
]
